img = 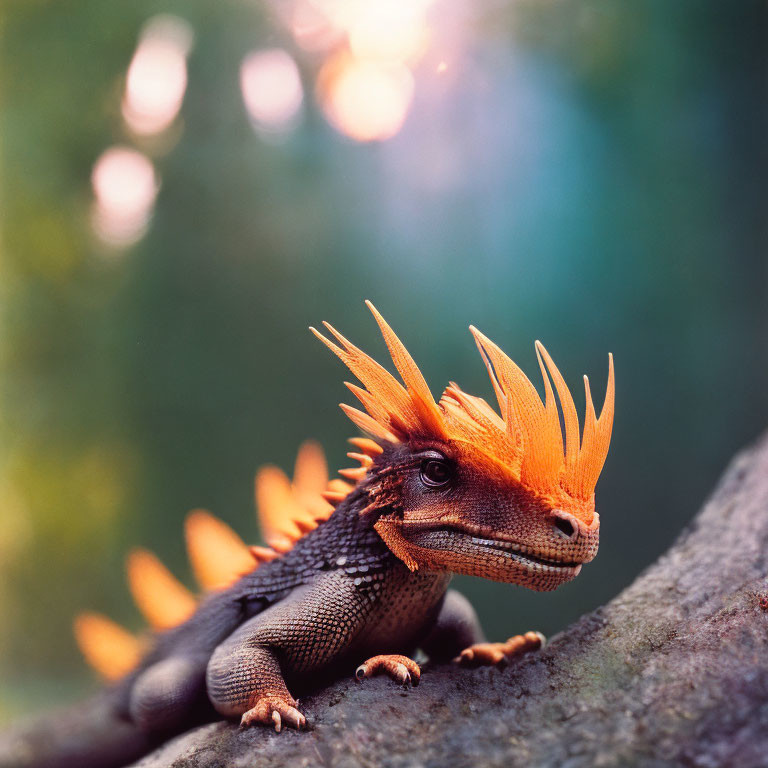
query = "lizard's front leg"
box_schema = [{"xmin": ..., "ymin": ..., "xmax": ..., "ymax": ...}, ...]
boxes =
[
  {"xmin": 355, "ymin": 654, "xmax": 421, "ymax": 686},
  {"xmin": 207, "ymin": 637, "xmax": 304, "ymax": 732},
  {"xmin": 421, "ymin": 589, "xmax": 545, "ymax": 668},
  {"xmin": 206, "ymin": 572, "xmax": 371, "ymax": 731},
  {"xmin": 454, "ymin": 631, "xmax": 546, "ymax": 667},
  {"xmin": 351, "ymin": 589, "xmax": 481, "ymax": 686}
]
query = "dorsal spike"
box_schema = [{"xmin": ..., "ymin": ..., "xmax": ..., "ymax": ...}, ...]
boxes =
[
  {"xmin": 311, "ymin": 324, "xmax": 413, "ymax": 435},
  {"xmin": 126, "ymin": 548, "xmax": 196, "ymax": 630},
  {"xmin": 339, "ymin": 466, "xmax": 368, "ymax": 481},
  {"xmin": 322, "ymin": 489, "xmax": 349, "ymax": 505},
  {"xmin": 185, "ymin": 510, "xmax": 256, "ymax": 591},
  {"xmin": 249, "ymin": 545, "xmax": 280, "ymax": 563},
  {"xmin": 340, "ymin": 404, "xmax": 398, "ymax": 442},
  {"xmin": 73, "ymin": 613, "xmax": 143, "ymax": 681},
  {"xmin": 592, "ymin": 353, "xmax": 615, "ymax": 481},
  {"xmin": 292, "ymin": 441, "xmax": 329, "ymax": 502},
  {"xmin": 347, "ymin": 451, "xmax": 373, "ymax": 467},
  {"xmin": 536, "ymin": 341, "xmax": 579, "ymax": 468},
  {"xmin": 291, "ymin": 440, "xmax": 334, "ymax": 521},
  {"xmin": 470, "ymin": 326, "xmax": 561, "ymax": 493},
  {"xmin": 348, "ymin": 436, "xmax": 384, "ymax": 456},
  {"xmin": 254, "ymin": 466, "xmax": 307, "ymax": 551},
  {"xmin": 294, "ymin": 517, "xmax": 319, "ymax": 535},
  {"xmin": 327, "ymin": 478, "xmax": 355, "ymax": 494},
  {"xmin": 365, "ymin": 300, "xmax": 446, "ymax": 438}
]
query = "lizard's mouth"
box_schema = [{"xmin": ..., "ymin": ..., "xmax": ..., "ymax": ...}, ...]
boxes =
[
  {"xmin": 474, "ymin": 535, "xmax": 582, "ymax": 574},
  {"xmin": 402, "ymin": 523, "xmax": 583, "ymax": 577}
]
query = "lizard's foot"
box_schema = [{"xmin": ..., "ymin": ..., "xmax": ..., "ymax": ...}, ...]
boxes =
[
  {"xmin": 240, "ymin": 695, "xmax": 306, "ymax": 732},
  {"xmin": 355, "ymin": 654, "xmax": 421, "ymax": 687},
  {"xmin": 453, "ymin": 631, "xmax": 546, "ymax": 667}
]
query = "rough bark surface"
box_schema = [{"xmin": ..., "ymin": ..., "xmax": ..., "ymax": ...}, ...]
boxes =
[{"xmin": 4, "ymin": 436, "xmax": 768, "ymax": 768}]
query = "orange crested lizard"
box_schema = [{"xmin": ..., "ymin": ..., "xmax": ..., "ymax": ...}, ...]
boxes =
[{"xmin": 72, "ymin": 301, "xmax": 613, "ymax": 756}]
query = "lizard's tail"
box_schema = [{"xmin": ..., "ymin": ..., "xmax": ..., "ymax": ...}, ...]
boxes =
[{"xmin": 0, "ymin": 692, "xmax": 158, "ymax": 768}]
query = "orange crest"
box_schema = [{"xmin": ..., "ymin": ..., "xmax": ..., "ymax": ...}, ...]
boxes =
[{"xmin": 312, "ymin": 302, "xmax": 614, "ymax": 523}]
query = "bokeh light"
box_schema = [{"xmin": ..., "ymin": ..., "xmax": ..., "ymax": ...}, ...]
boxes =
[
  {"xmin": 318, "ymin": 53, "xmax": 414, "ymax": 142},
  {"xmin": 240, "ymin": 49, "xmax": 304, "ymax": 135},
  {"xmin": 90, "ymin": 146, "xmax": 158, "ymax": 248},
  {"xmin": 280, "ymin": 0, "xmax": 437, "ymax": 142},
  {"xmin": 121, "ymin": 15, "xmax": 194, "ymax": 137},
  {"xmin": 345, "ymin": 2, "xmax": 431, "ymax": 63}
]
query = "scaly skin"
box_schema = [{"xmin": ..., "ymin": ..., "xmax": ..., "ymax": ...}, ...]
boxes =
[{"xmin": 117, "ymin": 441, "xmax": 598, "ymax": 733}]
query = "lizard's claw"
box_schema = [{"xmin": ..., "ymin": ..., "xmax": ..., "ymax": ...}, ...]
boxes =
[
  {"xmin": 355, "ymin": 654, "xmax": 421, "ymax": 687},
  {"xmin": 240, "ymin": 695, "xmax": 306, "ymax": 732},
  {"xmin": 454, "ymin": 631, "xmax": 546, "ymax": 668}
]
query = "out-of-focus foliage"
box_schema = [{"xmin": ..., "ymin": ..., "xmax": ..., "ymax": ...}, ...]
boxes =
[{"xmin": 0, "ymin": 0, "xmax": 765, "ymax": 722}]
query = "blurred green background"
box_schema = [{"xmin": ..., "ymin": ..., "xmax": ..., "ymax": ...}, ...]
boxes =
[{"xmin": 0, "ymin": 0, "xmax": 765, "ymax": 723}]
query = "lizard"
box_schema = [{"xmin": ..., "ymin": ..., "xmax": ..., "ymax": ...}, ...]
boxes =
[{"xmin": 78, "ymin": 300, "xmax": 615, "ymax": 739}]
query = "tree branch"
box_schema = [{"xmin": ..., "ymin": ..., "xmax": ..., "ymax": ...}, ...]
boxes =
[{"xmin": 3, "ymin": 435, "xmax": 768, "ymax": 767}]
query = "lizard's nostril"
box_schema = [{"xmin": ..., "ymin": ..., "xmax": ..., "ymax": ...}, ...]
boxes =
[{"xmin": 554, "ymin": 517, "xmax": 575, "ymax": 539}]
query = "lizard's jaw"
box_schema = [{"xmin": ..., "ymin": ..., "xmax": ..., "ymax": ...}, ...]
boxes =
[
  {"xmin": 472, "ymin": 533, "xmax": 583, "ymax": 576},
  {"xmin": 374, "ymin": 515, "xmax": 594, "ymax": 591},
  {"xmin": 404, "ymin": 526, "xmax": 585, "ymax": 590}
]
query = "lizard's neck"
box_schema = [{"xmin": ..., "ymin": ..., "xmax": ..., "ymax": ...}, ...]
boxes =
[
  {"xmin": 268, "ymin": 443, "xmax": 443, "ymax": 579},
  {"xmin": 277, "ymin": 481, "xmax": 399, "ymax": 573}
]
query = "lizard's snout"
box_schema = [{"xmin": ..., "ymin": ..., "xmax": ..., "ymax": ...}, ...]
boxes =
[
  {"xmin": 549, "ymin": 509, "xmax": 600, "ymax": 563},
  {"xmin": 552, "ymin": 509, "xmax": 598, "ymax": 539}
]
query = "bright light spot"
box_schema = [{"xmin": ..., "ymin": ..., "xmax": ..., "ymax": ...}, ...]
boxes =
[
  {"xmin": 437, "ymin": 60, "xmax": 447, "ymax": 73},
  {"xmin": 240, "ymin": 49, "xmax": 304, "ymax": 134},
  {"xmin": 303, "ymin": 0, "xmax": 433, "ymax": 62},
  {"xmin": 122, "ymin": 15, "xmax": 194, "ymax": 136},
  {"xmin": 347, "ymin": 3, "xmax": 430, "ymax": 63},
  {"xmin": 91, "ymin": 147, "xmax": 158, "ymax": 247},
  {"xmin": 318, "ymin": 54, "xmax": 414, "ymax": 142},
  {"xmin": 293, "ymin": 0, "xmax": 435, "ymax": 141},
  {"xmin": 306, "ymin": 0, "xmax": 358, "ymax": 31}
]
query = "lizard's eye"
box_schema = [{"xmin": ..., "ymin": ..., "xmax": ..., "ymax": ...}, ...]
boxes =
[{"xmin": 420, "ymin": 458, "xmax": 452, "ymax": 488}]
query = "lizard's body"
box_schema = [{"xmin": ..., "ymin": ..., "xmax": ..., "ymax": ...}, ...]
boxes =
[
  {"xmin": 69, "ymin": 302, "xmax": 613, "ymax": 758},
  {"xmin": 119, "ymin": 467, "xmax": 474, "ymax": 732}
]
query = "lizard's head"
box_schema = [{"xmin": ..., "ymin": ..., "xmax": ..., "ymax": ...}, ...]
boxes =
[{"xmin": 312, "ymin": 302, "xmax": 614, "ymax": 592}]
